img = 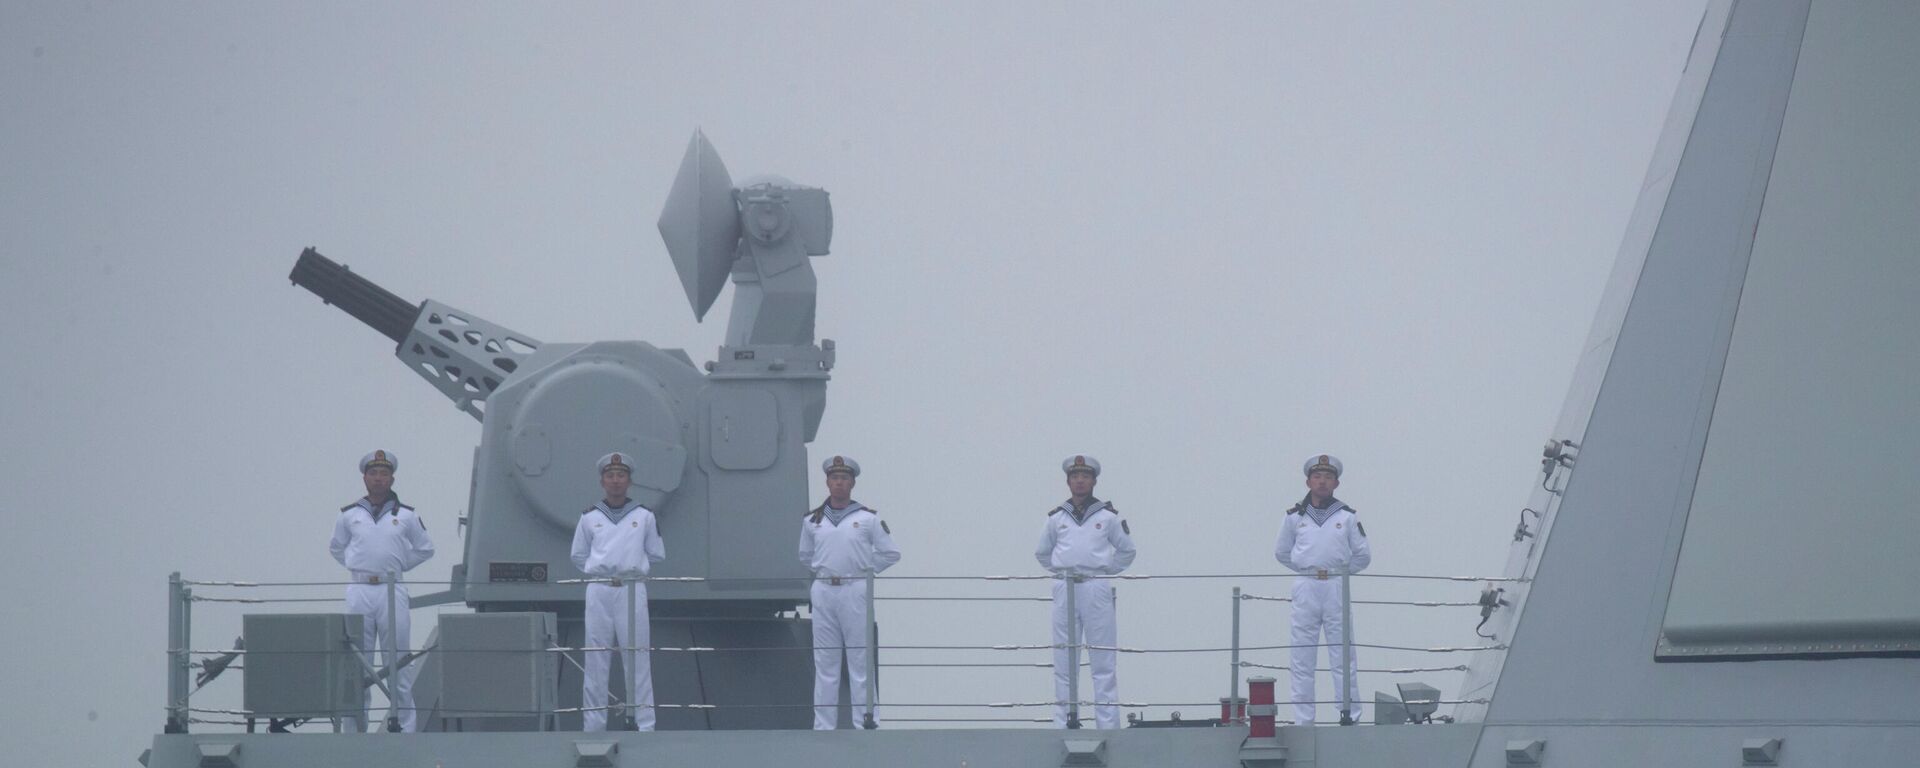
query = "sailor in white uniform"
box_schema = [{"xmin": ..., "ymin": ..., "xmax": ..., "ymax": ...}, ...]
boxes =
[
  {"xmin": 799, "ymin": 455, "xmax": 901, "ymax": 730},
  {"xmin": 1035, "ymin": 454, "xmax": 1137, "ymax": 729},
  {"xmin": 328, "ymin": 449, "xmax": 435, "ymax": 732},
  {"xmin": 1274, "ymin": 454, "xmax": 1372, "ymax": 726},
  {"xmin": 570, "ymin": 452, "xmax": 666, "ymax": 732}
]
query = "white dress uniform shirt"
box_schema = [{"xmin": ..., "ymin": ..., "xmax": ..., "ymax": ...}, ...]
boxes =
[
  {"xmin": 1275, "ymin": 498, "xmax": 1371, "ymax": 576},
  {"xmin": 571, "ymin": 499, "xmax": 666, "ymax": 732},
  {"xmin": 1034, "ymin": 500, "xmax": 1137, "ymax": 576},
  {"xmin": 330, "ymin": 496, "xmax": 435, "ymax": 579},
  {"xmin": 329, "ymin": 495, "xmax": 434, "ymax": 732},
  {"xmin": 798, "ymin": 500, "xmax": 900, "ymax": 729},
  {"xmin": 1035, "ymin": 498, "xmax": 1136, "ymax": 730},
  {"xmin": 1274, "ymin": 496, "xmax": 1371, "ymax": 725},
  {"xmin": 571, "ymin": 500, "xmax": 666, "ymax": 578},
  {"xmin": 799, "ymin": 501, "xmax": 902, "ymax": 579}
]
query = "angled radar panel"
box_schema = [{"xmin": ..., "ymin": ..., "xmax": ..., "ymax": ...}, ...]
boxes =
[
  {"xmin": 1659, "ymin": 1, "xmax": 1920, "ymax": 660},
  {"xmin": 658, "ymin": 130, "xmax": 741, "ymax": 321}
]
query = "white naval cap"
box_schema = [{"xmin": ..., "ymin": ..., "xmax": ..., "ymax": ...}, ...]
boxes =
[
  {"xmin": 359, "ymin": 449, "xmax": 397, "ymax": 473},
  {"xmin": 1303, "ymin": 453, "xmax": 1343, "ymax": 478},
  {"xmin": 1062, "ymin": 454, "xmax": 1101, "ymax": 477},
  {"xmin": 598, "ymin": 452, "xmax": 634, "ymax": 475},
  {"xmin": 822, "ymin": 455, "xmax": 860, "ymax": 477}
]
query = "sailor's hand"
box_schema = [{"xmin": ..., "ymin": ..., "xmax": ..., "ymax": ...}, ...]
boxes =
[
  {"xmin": 1315, "ymin": 568, "xmax": 1330, "ymax": 581},
  {"xmin": 608, "ymin": 577, "xmax": 623, "ymax": 587}
]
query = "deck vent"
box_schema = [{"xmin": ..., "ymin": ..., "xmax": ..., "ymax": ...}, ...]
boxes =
[
  {"xmin": 1238, "ymin": 737, "xmax": 1289, "ymax": 768},
  {"xmin": 1505, "ymin": 739, "xmax": 1546, "ymax": 765},
  {"xmin": 196, "ymin": 743, "xmax": 241, "ymax": 768},
  {"xmin": 574, "ymin": 741, "xmax": 619, "ymax": 767},
  {"xmin": 1061, "ymin": 738, "xmax": 1108, "ymax": 767},
  {"xmin": 1743, "ymin": 737, "xmax": 1783, "ymax": 765}
]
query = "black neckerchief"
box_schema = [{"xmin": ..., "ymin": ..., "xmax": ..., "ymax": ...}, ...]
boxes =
[
  {"xmin": 595, "ymin": 497, "xmax": 643, "ymax": 524},
  {"xmin": 1066, "ymin": 496, "xmax": 1103, "ymax": 525},
  {"xmin": 1302, "ymin": 493, "xmax": 1343, "ymax": 526},
  {"xmin": 824, "ymin": 499, "xmax": 864, "ymax": 525},
  {"xmin": 360, "ymin": 493, "xmax": 402, "ymax": 522}
]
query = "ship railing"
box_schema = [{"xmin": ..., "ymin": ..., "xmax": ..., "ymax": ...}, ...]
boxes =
[{"xmin": 166, "ymin": 569, "xmax": 1519, "ymax": 732}]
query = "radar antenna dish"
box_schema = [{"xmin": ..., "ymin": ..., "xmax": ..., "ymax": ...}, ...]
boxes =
[{"xmin": 657, "ymin": 130, "xmax": 741, "ymax": 321}]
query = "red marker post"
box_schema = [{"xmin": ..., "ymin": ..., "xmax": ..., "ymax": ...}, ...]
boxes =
[
  {"xmin": 1220, "ymin": 696, "xmax": 1246, "ymax": 724},
  {"xmin": 1246, "ymin": 676, "xmax": 1277, "ymax": 737}
]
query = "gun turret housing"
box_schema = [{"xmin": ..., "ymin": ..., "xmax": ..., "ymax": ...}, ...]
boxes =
[{"xmin": 290, "ymin": 132, "xmax": 835, "ymax": 609}]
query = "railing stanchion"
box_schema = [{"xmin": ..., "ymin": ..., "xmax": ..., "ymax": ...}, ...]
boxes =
[
  {"xmin": 165, "ymin": 572, "xmax": 188, "ymax": 733},
  {"xmin": 386, "ymin": 570, "xmax": 400, "ymax": 731},
  {"xmin": 1066, "ymin": 574, "xmax": 1081, "ymax": 729},
  {"xmin": 1230, "ymin": 586, "xmax": 1242, "ymax": 724},
  {"xmin": 1340, "ymin": 569, "xmax": 1355, "ymax": 722},
  {"xmin": 627, "ymin": 577, "xmax": 639, "ymax": 730},
  {"xmin": 864, "ymin": 571, "xmax": 879, "ymax": 729}
]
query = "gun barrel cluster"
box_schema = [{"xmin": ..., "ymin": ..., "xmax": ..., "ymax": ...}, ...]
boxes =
[{"xmin": 290, "ymin": 247, "xmax": 420, "ymax": 344}]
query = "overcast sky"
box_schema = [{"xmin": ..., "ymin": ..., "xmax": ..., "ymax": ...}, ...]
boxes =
[{"xmin": 1, "ymin": 1, "xmax": 1708, "ymax": 762}]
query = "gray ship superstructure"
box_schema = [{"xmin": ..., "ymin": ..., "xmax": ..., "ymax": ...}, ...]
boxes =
[{"xmin": 148, "ymin": 1, "xmax": 1920, "ymax": 764}]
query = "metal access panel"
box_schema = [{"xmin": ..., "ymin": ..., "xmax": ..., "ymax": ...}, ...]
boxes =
[
  {"xmin": 708, "ymin": 388, "xmax": 779, "ymax": 470},
  {"xmin": 439, "ymin": 612, "xmax": 558, "ymax": 723},
  {"xmin": 241, "ymin": 613, "xmax": 363, "ymax": 719}
]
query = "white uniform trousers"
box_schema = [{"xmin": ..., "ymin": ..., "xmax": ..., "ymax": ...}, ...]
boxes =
[
  {"xmin": 1288, "ymin": 577, "xmax": 1359, "ymax": 725},
  {"xmin": 345, "ymin": 583, "xmax": 416, "ymax": 732},
  {"xmin": 810, "ymin": 578, "xmax": 874, "ymax": 730},
  {"xmin": 582, "ymin": 582, "xmax": 654, "ymax": 732},
  {"xmin": 1050, "ymin": 578, "xmax": 1119, "ymax": 729}
]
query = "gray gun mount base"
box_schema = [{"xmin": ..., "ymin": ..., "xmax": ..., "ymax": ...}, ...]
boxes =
[
  {"xmin": 404, "ymin": 610, "xmax": 819, "ymax": 733},
  {"xmin": 461, "ymin": 338, "xmax": 820, "ymax": 608},
  {"xmin": 707, "ymin": 341, "xmax": 836, "ymax": 442}
]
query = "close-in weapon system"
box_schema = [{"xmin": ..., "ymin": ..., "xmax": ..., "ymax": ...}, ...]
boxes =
[{"xmin": 288, "ymin": 131, "xmax": 839, "ymax": 728}]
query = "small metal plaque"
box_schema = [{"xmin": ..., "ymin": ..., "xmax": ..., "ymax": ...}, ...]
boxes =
[
  {"xmin": 733, "ymin": 349, "xmax": 756, "ymax": 360},
  {"xmin": 489, "ymin": 562, "xmax": 549, "ymax": 583}
]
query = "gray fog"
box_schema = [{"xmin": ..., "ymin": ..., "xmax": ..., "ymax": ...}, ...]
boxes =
[{"xmin": 0, "ymin": 2, "xmax": 1707, "ymax": 763}]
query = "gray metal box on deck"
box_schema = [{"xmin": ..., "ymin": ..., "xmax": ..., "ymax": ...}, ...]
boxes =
[
  {"xmin": 241, "ymin": 613, "xmax": 364, "ymax": 719},
  {"xmin": 438, "ymin": 612, "xmax": 558, "ymax": 722}
]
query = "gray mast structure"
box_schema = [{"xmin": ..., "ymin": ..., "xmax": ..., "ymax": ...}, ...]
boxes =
[{"xmin": 286, "ymin": 131, "xmax": 839, "ymax": 730}]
